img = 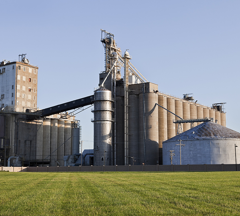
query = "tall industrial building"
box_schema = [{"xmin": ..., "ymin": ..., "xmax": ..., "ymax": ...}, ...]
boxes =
[
  {"xmin": 0, "ymin": 55, "xmax": 38, "ymax": 112},
  {"xmin": 93, "ymin": 30, "xmax": 227, "ymax": 166}
]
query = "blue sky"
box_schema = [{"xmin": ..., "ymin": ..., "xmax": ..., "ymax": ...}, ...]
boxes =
[{"xmin": 1, "ymin": 0, "xmax": 240, "ymax": 150}]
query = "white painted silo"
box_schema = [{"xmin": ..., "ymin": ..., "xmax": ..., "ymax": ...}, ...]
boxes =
[
  {"xmin": 50, "ymin": 119, "xmax": 58, "ymax": 166},
  {"xmin": 197, "ymin": 106, "xmax": 203, "ymax": 125},
  {"xmin": 163, "ymin": 122, "xmax": 240, "ymax": 165},
  {"xmin": 221, "ymin": 112, "xmax": 226, "ymax": 127},
  {"xmin": 183, "ymin": 102, "xmax": 190, "ymax": 131},
  {"xmin": 64, "ymin": 120, "xmax": 72, "ymax": 156},
  {"xmin": 167, "ymin": 97, "xmax": 175, "ymax": 139},
  {"xmin": 158, "ymin": 94, "xmax": 167, "ymax": 163},
  {"xmin": 57, "ymin": 119, "xmax": 65, "ymax": 166},
  {"xmin": 43, "ymin": 119, "xmax": 51, "ymax": 163},
  {"xmin": 190, "ymin": 104, "xmax": 197, "ymax": 128}
]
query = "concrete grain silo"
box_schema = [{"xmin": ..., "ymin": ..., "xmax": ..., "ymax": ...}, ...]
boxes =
[
  {"xmin": 43, "ymin": 119, "xmax": 51, "ymax": 162},
  {"xmin": 183, "ymin": 102, "xmax": 190, "ymax": 131},
  {"xmin": 197, "ymin": 106, "xmax": 203, "ymax": 125},
  {"xmin": 57, "ymin": 119, "xmax": 65, "ymax": 166},
  {"xmin": 50, "ymin": 119, "xmax": 58, "ymax": 166},
  {"xmin": 167, "ymin": 98, "xmax": 175, "ymax": 139},
  {"xmin": 203, "ymin": 108, "xmax": 210, "ymax": 119},
  {"xmin": 175, "ymin": 100, "xmax": 183, "ymax": 134},
  {"xmin": 190, "ymin": 104, "xmax": 197, "ymax": 128},
  {"xmin": 221, "ymin": 112, "xmax": 226, "ymax": 127},
  {"xmin": 209, "ymin": 109, "xmax": 216, "ymax": 123},
  {"xmin": 163, "ymin": 122, "xmax": 240, "ymax": 165}
]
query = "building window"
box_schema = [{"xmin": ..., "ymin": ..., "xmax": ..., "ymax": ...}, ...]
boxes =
[
  {"xmin": 23, "ymin": 67, "xmax": 26, "ymax": 72},
  {"xmin": 18, "ymin": 66, "xmax": 21, "ymax": 70},
  {"xmin": 12, "ymin": 65, "xmax": 14, "ymax": 69},
  {"xmin": 29, "ymin": 68, "xmax": 32, "ymax": 73},
  {"xmin": 22, "ymin": 86, "xmax": 25, "ymax": 91},
  {"xmin": 11, "ymin": 101, "xmax": 13, "ymax": 105},
  {"xmin": 1, "ymin": 94, "xmax": 4, "ymax": 99},
  {"xmin": 23, "ymin": 76, "xmax": 26, "ymax": 81},
  {"xmin": 28, "ymin": 95, "xmax": 31, "ymax": 100},
  {"xmin": 0, "ymin": 69, "xmax": 1, "ymax": 74},
  {"xmin": 33, "ymin": 79, "xmax": 36, "ymax": 84},
  {"xmin": 33, "ymin": 96, "xmax": 36, "ymax": 100},
  {"xmin": 28, "ymin": 88, "xmax": 31, "ymax": 92},
  {"xmin": 12, "ymin": 93, "xmax": 14, "ymax": 97},
  {"xmin": 17, "ymin": 93, "xmax": 20, "ymax": 98},
  {"xmin": 2, "ymin": 68, "xmax": 5, "ymax": 73},
  {"xmin": 29, "ymin": 78, "xmax": 31, "ymax": 82},
  {"xmin": 17, "ymin": 85, "xmax": 20, "ymax": 90},
  {"xmin": 17, "ymin": 75, "xmax": 20, "ymax": 80},
  {"xmin": 22, "ymin": 94, "xmax": 25, "ymax": 98},
  {"xmin": 33, "ymin": 88, "xmax": 36, "ymax": 93},
  {"xmin": 12, "ymin": 85, "xmax": 14, "ymax": 89},
  {"xmin": 33, "ymin": 69, "xmax": 37, "ymax": 74}
]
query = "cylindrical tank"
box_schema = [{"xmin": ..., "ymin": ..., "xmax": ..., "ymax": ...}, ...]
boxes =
[
  {"xmin": 221, "ymin": 112, "xmax": 226, "ymax": 127},
  {"xmin": 167, "ymin": 97, "xmax": 175, "ymax": 139},
  {"xmin": 93, "ymin": 88, "xmax": 113, "ymax": 166},
  {"xmin": 139, "ymin": 92, "xmax": 159, "ymax": 165},
  {"xmin": 183, "ymin": 102, "xmax": 190, "ymax": 131},
  {"xmin": 190, "ymin": 104, "xmax": 197, "ymax": 128},
  {"xmin": 64, "ymin": 120, "xmax": 72, "ymax": 156},
  {"xmin": 175, "ymin": 100, "xmax": 183, "ymax": 134},
  {"xmin": 116, "ymin": 96, "xmax": 124, "ymax": 165},
  {"xmin": 57, "ymin": 119, "xmax": 64, "ymax": 166},
  {"xmin": 209, "ymin": 109, "xmax": 216, "ymax": 123},
  {"xmin": 197, "ymin": 106, "xmax": 203, "ymax": 125},
  {"xmin": 72, "ymin": 126, "xmax": 80, "ymax": 155},
  {"xmin": 203, "ymin": 108, "xmax": 210, "ymax": 119},
  {"xmin": 43, "ymin": 119, "xmax": 51, "ymax": 163},
  {"xmin": 129, "ymin": 94, "xmax": 139, "ymax": 165},
  {"xmin": 36, "ymin": 119, "xmax": 43, "ymax": 161},
  {"xmin": 158, "ymin": 95, "xmax": 167, "ymax": 164},
  {"xmin": 215, "ymin": 111, "xmax": 221, "ymax": 125},
  {"xmin": 50, "ymin": 119, "xmax": 58, "ymax": 166}
]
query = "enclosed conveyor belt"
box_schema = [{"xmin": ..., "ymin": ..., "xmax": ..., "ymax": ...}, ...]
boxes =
[{"xmin": 38, "ymin": 95, "xmax": 94, "ymax": 117}]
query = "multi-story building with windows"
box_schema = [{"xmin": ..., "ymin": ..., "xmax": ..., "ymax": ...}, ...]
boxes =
[{"xmin": 0, "ymin": 56, "xmax": 38, "ymax": 112}]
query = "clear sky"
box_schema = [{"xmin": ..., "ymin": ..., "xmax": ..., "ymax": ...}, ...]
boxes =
[{"xmin": 1, "ymin": 0, "xmax": 240, "ymax": 150}]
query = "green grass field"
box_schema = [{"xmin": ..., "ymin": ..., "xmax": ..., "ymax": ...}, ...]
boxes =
[{"xmin": 0, "ymin": 172, "xmax": 240, "ymax": 215}]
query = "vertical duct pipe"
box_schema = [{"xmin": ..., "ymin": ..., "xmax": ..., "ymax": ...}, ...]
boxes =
[
  {"xmin": 50, "ymin": 119, "xmax": 58, "ymax": 166},
  {"xmin": 197, "ymin": 106, "xmax": 203, "ymax": 125},
  {"xmin": 167, "ymin": 98, "xmax": 175, "ymax": 139},
  {"xmin": 129, "ymin": 94, "xmax": 139, "ymax": 165},
  {"xmin": 190, "ymin": 104, "xmax": 197, "ymax": 128},
  {"xmin": 175, "ymin": 100, "xmax": 183, "ymax": 134},
  {"xmin": 158, "ymin": 95, "xmax": 167, "ymax": 164},
  {"xmin": 57, "ymin": 119, "xmax": 64, "ymax": 166},
  {"xmin": 183, "ymin": 102, "xmax": 190, "ymax": 131}
]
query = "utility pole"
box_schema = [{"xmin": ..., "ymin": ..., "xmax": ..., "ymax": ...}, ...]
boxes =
[
  {"xmin": 176, "ymin": 140, "xmax": 185, "ymax": 165},
  {"xmin": 169, "ymin": 150, "xmax": 175, "ymax": 165}
]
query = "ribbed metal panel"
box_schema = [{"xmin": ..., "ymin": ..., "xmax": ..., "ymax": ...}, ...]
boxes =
[
  {"xmin": 93, "ymin": 88, "xmax": 113, "ymax": 166},
  {"xmin": 221, "ymin": 112, "xmax": 226, "ymax": 127},
  {"xmin": 175, "ymin": 100, "xmax": 183, "ymax": 134},
  {"xmin": 167, "ymin": 98, "xmax": 175, "ymax": 139},
  {"xmin": 209, "ymin": 109, "xmax": 216, "ymax": 123},
  {"xmin": 158, "ymin": 95, "xmax": 167, "ymax": 164},
  {"xmin": 129, "ymin": 94, "xmax": 139, "ymax": 165},
  {"xmin": 72, "ymin": 128, "xmax": 80, "ymax": 155},
  {"xmin": 190, "ymin": 104, "xmax": 197, "ymax": 128},
  {"xmin": 203, "ymin": 108, "xmax": 210, "ymax": 119},
  {"xmin": 183, "ymin": 102, "xmax": 190, "ymax": 131},
  {"xmin": 139, "ymin": 92, "xmax": 159, "ymax": 165},
  {"xmin": 36, "ymin": 120, "xmax": 43, "ymax": 160},
  {"xmin": 64, "ymin": 120, "xmax": 72, "ymax": 155},
  {"xmin": 50, "ymin": 119, "xmax": 58, "ymax": 166},
  {"xmin": 197, "ymin": 106, "xmax": 203, "ymax": 125},
  {"xmin": 57, "ymin": 119, "xmax": 64, "ymax": 166},
  {"xmin": 43, "ymin": 119, "xmax": 51, "ymax": 161},
  {"xmin": 215, "ymin": 111, "xmax": 221, "ymax": 125}
]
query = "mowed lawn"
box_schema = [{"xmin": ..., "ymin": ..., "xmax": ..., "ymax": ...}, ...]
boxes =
[{"xmin": 0, "ymin": 172, "xmax": 240, "ymax": 215}]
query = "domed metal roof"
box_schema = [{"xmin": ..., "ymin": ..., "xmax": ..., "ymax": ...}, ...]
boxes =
[{"xmin": 165, "ymin": 122, "xmax": 240, "ymax": 141}]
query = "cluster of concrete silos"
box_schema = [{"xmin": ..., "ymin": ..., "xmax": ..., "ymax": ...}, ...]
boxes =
[{"xmin": 93, "ymin": 79, "xmax": 226, "ymax": 166}]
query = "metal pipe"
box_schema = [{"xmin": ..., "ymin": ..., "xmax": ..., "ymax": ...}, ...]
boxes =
[
  {"xmin": 155, "ymin": 103, "xmax": 183, "ymax": 120},
  {"xmin": 100, "ymin": 59, "xmax": 118, "ymax": 88}
]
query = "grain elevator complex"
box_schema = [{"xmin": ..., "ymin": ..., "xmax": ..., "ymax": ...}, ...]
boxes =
[{"xmin": 1, "ymin": 30, "xmax": 238, "ymax": 168}]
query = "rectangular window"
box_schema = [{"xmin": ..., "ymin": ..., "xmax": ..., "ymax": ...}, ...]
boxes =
[
  {"xmin": 33, "ymin": 69, "xmax": 37, "ymax": 74},
  {"xmin": 29, "ymin": 68, "xmax": 32, "ymax": 73},
  {"xmin": 22, "ymin": 86, "xmax": 25, "ymax": 91},
  {"xmin": 28, "ymin": 88, "xmax": 31, "ymax": 92},
  {"xmin": 2, "ymin": 68, "xmax": 5, "ymax": 73},
  {"xmin": 17, "ymin": 75, "xmax": 20, "ymax": 80},
  {"xmin": 23, "ymin": 67, "xmax": 26, "ymax": 72},
  {"xmin": 17, "ymin": 93, "xmax": 20, "ymax": 98},
  {"xmin": 12, "ymin": 65, "xmax": 14, "ymax": 69},
  {"xmin": 18, "ymin": 66, "xmax": 21, "ymax": 70},
  {"xmin": 33, "ymin": 79, "xmax": 37, "ymax": 84},
  {"xmin": 12, "ymin": 85, "xmax": 14, "ymax": 89},
  {"xmin": 11, "ymin": 101, "xmax": 13, "ymax": 105},
  {"xmin": 29, "ymin": 78, "xmax": 31, "ymax": 82},
  {"xmin": 23, "ymin": 76, "xmax": 26, "ymax": 81},
  {"xmin": 1, "ymin": 94, "xmax": 4, "ymax": 99},
  {"xmin": 12, "ymin": 93, "xmax": 14, "ymax": 97},
  {"xmin": 17, "ymin": 85, "xmax": 20, "ymax": 90},
  {"xmin": 0, "ymin": 69, "xmax": 1, "ymax": 74},
  {"xmin": 28, "ymin": 95, "xmax": 31, "ymax": 99}
]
